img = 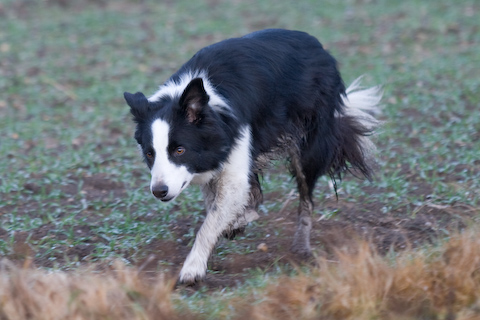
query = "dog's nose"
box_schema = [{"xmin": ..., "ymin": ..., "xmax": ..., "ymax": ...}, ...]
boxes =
[{"xmin": 152, "ymin": 184, "xmax": 168, "ymax": 199}]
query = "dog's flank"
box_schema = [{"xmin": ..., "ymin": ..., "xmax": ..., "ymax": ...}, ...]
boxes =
[{"xmin": 124, "ymin": 29, "xmax": 382, "ymax": 284}]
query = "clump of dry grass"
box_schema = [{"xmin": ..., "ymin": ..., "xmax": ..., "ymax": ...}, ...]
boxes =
[
  {"xmin": 0, "ymin": 260, "xmax": 185, "ymax": 320},
  {"xmin": 239, "ymin": 230, "xmax": 480, "ymax": 320},
  {"xmin": 2, "ymin": 231, "xmax": 480, "ymax": 319}
]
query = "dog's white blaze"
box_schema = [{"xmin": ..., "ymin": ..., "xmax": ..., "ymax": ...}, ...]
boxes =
[
  {"xmin": 179, "ymin": 126, "xmax": 252, "ymax": 283},
  {"xmin": 150, "ymin": 119, "xmax": 193, "ymax": 200}
]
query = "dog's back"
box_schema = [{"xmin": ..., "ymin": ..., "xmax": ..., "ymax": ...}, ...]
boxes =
[{"xmin": 169, "ymin": 29, "xmax": 378, "ymax": 182}]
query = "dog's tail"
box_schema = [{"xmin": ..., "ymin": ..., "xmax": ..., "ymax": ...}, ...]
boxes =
[{"xmin": 332, "ymin": 76, "xmax": 383, "ymax": 180}]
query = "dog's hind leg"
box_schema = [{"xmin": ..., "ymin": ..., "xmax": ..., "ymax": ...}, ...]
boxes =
[
  {"xmin": 245, "ymin": 172, "xmax": 263, "ymax": 222},
  {"xmin": 289, "ymin": 148, "xmax": 315, "ymax": 257}
]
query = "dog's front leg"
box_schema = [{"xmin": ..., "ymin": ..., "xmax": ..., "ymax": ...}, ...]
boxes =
[
  {"xmin": 178, "ymin": 177, "xmax": 250, "ymax": 284},
  {"xmin": 179, "ymin": 127, "xmax": 252, "ymax": 284}
]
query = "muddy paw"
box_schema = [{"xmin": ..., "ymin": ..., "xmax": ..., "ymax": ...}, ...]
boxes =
[
  {"xmin": 291, "ymin": 219, "xmax": 313, "ymax": 259},
  {"xmin": 223, "ymin": 208, "xmax": 259, "ymax": 239},
  {"xmin": 291, "ymin": 239, "xmax": 313, "ymax": 258}
]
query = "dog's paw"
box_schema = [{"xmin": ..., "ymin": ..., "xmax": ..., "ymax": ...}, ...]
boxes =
[
  {"xmin": 178, "ymin": 271, "xmax": 205, "ymax": 285},
  {"xmin": 223, "ymin": 208, "xmax": 259, "ymax": 239},
  {"xmin": 178, "ymin": 262, "xmax": 206, "ymax": 285},
  {"xmin": 290, "ymin": 242, "xmax": 313, "ymax": 259},
  {"xmin": 222, "ymin": 226, "xmax": 245, "ymax": 240},
  {"xmin": 291, "ymin": 227, "xmax": 313, "ymax": 258},
  {"xmin": 291, "ymin": 215, "xmax": 313, "ymax": 258}
]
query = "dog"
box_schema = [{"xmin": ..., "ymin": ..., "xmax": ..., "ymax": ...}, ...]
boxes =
[{"xmin": 124, "ymin": 29, "xmax": 382, "ymax": 284}]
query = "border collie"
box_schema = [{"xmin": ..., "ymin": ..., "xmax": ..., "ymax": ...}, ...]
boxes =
[{"xmin": 124, "ymin": 29, "xmax": 382, "ymax": 284}]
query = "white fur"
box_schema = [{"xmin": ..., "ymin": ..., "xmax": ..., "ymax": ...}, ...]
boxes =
[
  {"xmin": 342, "ymin": 76, "xmax": 383, "ymax": 127},
  {"xmin": 191, "ymin": 170, "xmax": 218, "ymax": 185},
  {"xmin": 148, "ymin": 70, "xmax": 231, "ymax": 115},
  {"xmin": 150, "ymin": 119, "xmax": 193, "ymax": 200},
  {"xmin": 340, "ymin": 76, "xmax": 383, "ymax": 160},
  {"xmin": 179, "ymin": 126, "xmax": 252, "ymax": 283}
]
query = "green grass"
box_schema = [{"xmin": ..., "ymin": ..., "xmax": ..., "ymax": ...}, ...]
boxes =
[{"xmin": 1, "ymin": 0, "xmax": 479, "ymax": 316}]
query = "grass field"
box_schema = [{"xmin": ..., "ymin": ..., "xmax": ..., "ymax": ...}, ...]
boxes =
[{"xmin": 1, "ymin": 0, "xmax": 479, "ymax": 318}]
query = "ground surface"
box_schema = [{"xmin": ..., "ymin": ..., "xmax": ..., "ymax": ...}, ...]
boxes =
[{"xmin": 1, "ymin": 168, "xmax": 476, "ymax": 290}]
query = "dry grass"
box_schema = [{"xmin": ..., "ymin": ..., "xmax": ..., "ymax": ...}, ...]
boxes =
[
  {"xmin": 0, "ymin": 260, "xmax": 186, "ymax": 320},
  {"xmin": 237, "ymin": 230, "xmax": 480, "ymax": 320},
  {"xmin": 2, "ymin": 231, "xmax": 480, "ymax": 319}
]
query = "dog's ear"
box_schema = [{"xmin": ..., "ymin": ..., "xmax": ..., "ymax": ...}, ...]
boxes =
[
  {"xmin": 124, "ymin": 91, "xmax": 149, "ymax": 121},
  {"xmin": 179, "ymin": 78, "xmax": 209, "ymax": 124}
]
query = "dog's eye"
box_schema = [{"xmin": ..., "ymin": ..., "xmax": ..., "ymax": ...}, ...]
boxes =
[
  {"xmin": 146, "ymin": 152, "xmax": 154, "ymax": 159},
  {"xmin": 175, "ymin": 147, "xmax": 185, "ymax": 156}
]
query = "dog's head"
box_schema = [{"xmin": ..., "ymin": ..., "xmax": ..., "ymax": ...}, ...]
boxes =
[{"xmin": 124, "ymin": 78, "xmax": 231, "ymax": 202}]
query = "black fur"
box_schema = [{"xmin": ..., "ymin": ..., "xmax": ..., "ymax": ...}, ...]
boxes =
[{"xmin": 168, "ymin": 29, "xmax": 372, "ymax": 185}]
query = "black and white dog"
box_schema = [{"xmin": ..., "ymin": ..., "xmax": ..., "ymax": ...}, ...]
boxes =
[{"xmin": 124, "ymin": 29, "xmax": 382, "ymax": 284}]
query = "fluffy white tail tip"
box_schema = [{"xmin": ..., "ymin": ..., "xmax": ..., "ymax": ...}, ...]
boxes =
[{"xmin": 342, "ymin": 76, "xmax": 383, "ymax": 130}]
